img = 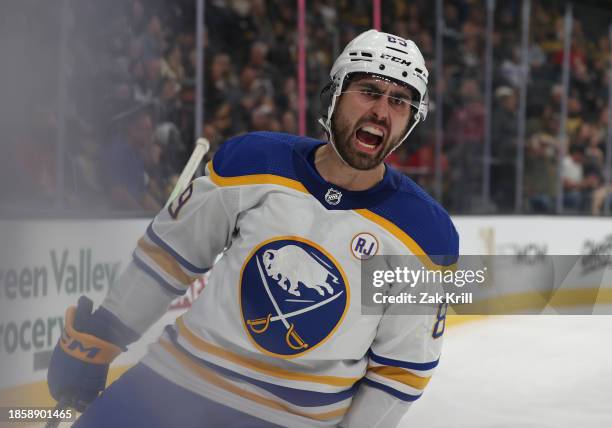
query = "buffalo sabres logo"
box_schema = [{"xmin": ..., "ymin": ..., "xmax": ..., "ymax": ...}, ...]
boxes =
[
  {"xmin": 325, "ymin": 188, "xmax": 342, "ymax": 205},
  {"xmin": 240, "ymin": 237, "xmax": 349, "ymax": 358}
]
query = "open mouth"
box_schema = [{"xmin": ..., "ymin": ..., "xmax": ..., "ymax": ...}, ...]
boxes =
[{"xmin": 355, "ymin": 125, "xmax": 384, "ymax": 153}]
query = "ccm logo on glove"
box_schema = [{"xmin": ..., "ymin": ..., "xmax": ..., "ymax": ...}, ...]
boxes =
[{"xmin": 59, "ymin": 305, "xmax": 123, "ymax": 364}]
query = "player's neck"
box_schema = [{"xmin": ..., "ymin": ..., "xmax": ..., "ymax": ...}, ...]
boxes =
[{"xmin": 313, "ymin": 144, "xmax": 385, "ymax": 191}]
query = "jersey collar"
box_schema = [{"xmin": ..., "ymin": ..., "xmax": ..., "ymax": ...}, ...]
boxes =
[{"xmin": 292, "ymin": 138, "xmax": 402, "ymax": 210}]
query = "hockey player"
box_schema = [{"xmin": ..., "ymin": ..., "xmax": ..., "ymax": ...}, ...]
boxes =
[{"xmin": 48, "ymin": 30, "xmax": 458, "ymax": 428}]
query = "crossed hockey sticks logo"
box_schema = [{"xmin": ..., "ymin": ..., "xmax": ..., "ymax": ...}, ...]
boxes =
[{"xmin": 248, "ymin": 255, "xmax": 344, "ymax": 350}]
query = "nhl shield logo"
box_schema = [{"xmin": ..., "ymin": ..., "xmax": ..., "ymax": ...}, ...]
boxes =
[
  {"xmin": 325, "ymin": 188, "xmax": 342, "ymax": 205},
  {"xmin": 240, "ymin": 237, "xmax": 349, "ymax": 358}
]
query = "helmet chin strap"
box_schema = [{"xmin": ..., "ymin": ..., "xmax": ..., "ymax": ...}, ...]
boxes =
[
  {"xmin": 319, "ymin": 88, "xmax": 354, "ymax": 169},
  {"xmin": 318, "ymin": 117, "xmax": 353, "ymax": 169},
  {"xmin": 386, "ymin": 112, "xmax": 422, "ymax": 157}
]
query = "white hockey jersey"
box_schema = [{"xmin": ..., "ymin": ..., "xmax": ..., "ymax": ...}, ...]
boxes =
[{"xmin": 102, "ymin": 132, "xmax": 459, "ymax": 428}]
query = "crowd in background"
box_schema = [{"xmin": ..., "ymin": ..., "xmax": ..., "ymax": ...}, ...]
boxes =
[{"xmin": 3, "ymin": 0, "xmax": 612, "ymax": 216}]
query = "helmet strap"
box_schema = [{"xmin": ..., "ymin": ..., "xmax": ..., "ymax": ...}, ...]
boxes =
[
  {"xmin": 320, "ymin": 83, "xmax": 354, "ymax": 168},
  {"xmin": 385, "ymin": 113, "xmax": 422, "ymax": 157}
]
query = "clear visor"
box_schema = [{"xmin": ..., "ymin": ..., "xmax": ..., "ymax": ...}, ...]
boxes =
[{"xmin": 340, "ymin": 75, "xmax": 420, "ymax": 115}]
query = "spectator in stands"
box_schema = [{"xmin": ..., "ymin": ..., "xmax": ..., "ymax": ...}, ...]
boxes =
[
  {"xmin": 202, "ymin": 122, "xmax": 224, "ymax": 154},
  {"xmin": 593, "ymin": 107, "xmax": 609, "ymax": 155},
  {"xmin": 143, "ymin": 137, "xmax": 166, "ymax": 204},
  {"xmin": 145, "ymin": 56, "xmax": 164, "ymax": 101},
  {"xmin": 247, "ymin": 41, "xmax": 277, "ymax": 92},
  {"xmin": 211, "ymin": 102, "xmax": 239, "ymax": 139},
  {"xmin": 104, "ymin": 108, "xmax": 162, "ymax": 212},
  {"xmin": 129, "ymin": 0, "xmax": 147, "ymax": 36},
  {"xmin": 237, "ymin": 65, "xmax": 273, "ymax": 130},
  {"xmin": 527, "ymin": 32, "xmax": 557, "ymax": 117},
  {"xmin": 67, "ymin": 128, "xmax": 106, "ymax": 209},
  {"xmin": 525, "ymin": 112, "xmax": 559, "ymax": 213},
  {"xmin": 152, "ymin": 122, "xmax": 188, "ymax": 189},
  {"xmin": 10, "ymin": 108, "xmax": 58, "ymax": 206},
  {"xmin": 206, "ymin": 53, "xmax": 239, "ymax": 114},
  {"xmin": 566, "ymin": 94, "xmax": 583, "ymax": 136},
  {"xmin": 500, "ymin": 47, "xmax": 523, "ymax": 89},
  {"xmin": 130, "ymin": 59, "xmax": 147, "ymax": 101},
  {"xmin": 443, "ymin": 2, "xmax": 462, "ymax": 41},
  {"xmin": 572, "ymin": 58, "xmax": 598, "ymax": 118},
  {"xmin": 446, "ymin": 78, "xmax": 486, "ymax": 211},
  {"xmin": 250, "ymin": 104, "xmax": 279, "ymax": 132},
  {"xmin": 491, "ymin": 86, "xmax": 518, "ymax": 211},
  {"xmin": 592, "ymin": 184, "xmax": 612, "ymax": 215},
  {"xmin": 280, "ymin": 111, "xmax": 297, "ymax": 135},
  {"xmin": 276, "ymin": 76, "xmax": 298, "ymax": 113},
  {"xmin": 161, "ymin": 44, "xmax": 185, "ymax": 82},
  {"xmin": 562, "ymin": 144, "xmax": 600, "ymax": 212},
  {"xmin": 140, "ymin": 14, "xmax": 165, "ymax": 59},
  {"xmin": 460, "ymin": 35, "xmax": 482, "ymax": 76},
  {"xmin": 32, "ymin": 0, "xmax": 611, "ymax": 217},
  {"xmin": 250, "ymin": 0, "xmax": 276, "ymax": 45},
  {"xmin": 157, "ymin": 77, "xmax": 182, "ymax": 125}
]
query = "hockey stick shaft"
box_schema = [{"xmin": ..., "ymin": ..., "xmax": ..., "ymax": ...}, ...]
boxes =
[
  {"xmin": 44, "ymin": 399, "xmax": 69, "ymax": 428},
  {"xmin": 164, "ymin": 137, "xmax": 211, "ymax": 208}
]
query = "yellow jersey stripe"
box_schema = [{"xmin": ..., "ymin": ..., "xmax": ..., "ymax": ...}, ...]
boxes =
[
  {"xmin": 208, "ymin": 162, "xmax": 308, "ymax": 194},
  {"xmin": 208, "ymin": 161, "xmax": 454, "ymax": 271},
  {"xmin": 355, "ymin": 209, "xmax": 455, "ymax": 270},
  {"xmin": 368, "ymin": 366, "xmax": 431, "ymax": 390},
  {"xmin": 137, "ymin": 238, "xmax": 199, "ymax": 286},
  {"xmin": 176, "ymin": 317, "xmax": 359, "ymax": 387},
  {"xmin": 160, "ymin": 340, "xmax": 349, "ymax": 421}
]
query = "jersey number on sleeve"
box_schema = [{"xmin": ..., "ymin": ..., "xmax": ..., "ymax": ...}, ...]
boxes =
[
  {"xmin": 168, "ymin": 182, "xmax": 194, "ymax": 219},
  {"xmin": 432, "ymin": 302, "xmax": 447, "ymax": 339}
]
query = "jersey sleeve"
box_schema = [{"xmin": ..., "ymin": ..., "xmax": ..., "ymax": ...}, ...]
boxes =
[
  {"xmin": 340, "ymin": 308, "xmax": 443, "ymax": 428},
  {"xmin": 133, "ymin": 173, "xmax": 239, "ymax": 295},
  {"xmin": 101, "ymin": 153, "xmax": 242, "ymax": 335},
  {"xmin": 341, "ymin": 216, "xmax": 459, "ymax": 428}
]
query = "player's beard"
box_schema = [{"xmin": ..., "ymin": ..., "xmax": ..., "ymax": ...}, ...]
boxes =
[{"xmin": 331, "ymin": 108, "xmax": 406, "ymax": 171}]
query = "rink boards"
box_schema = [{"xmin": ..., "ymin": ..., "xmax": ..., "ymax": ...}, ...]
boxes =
[{"xmin": 0, "ymin": 216, "xmax": 611, "ymax": 426}]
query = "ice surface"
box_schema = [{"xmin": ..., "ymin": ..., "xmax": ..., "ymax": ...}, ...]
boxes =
[{"xmin": 402, "ymin": 316, "xmax": 612, "ymax": 428}]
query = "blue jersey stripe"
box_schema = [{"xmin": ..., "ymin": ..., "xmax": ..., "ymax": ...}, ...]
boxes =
[
  {"xmin": 133, "ymin": 253, "xmax": 186, "ymax": 296},
  {"xmin": 369, "ymin": 350, "xmax": 439, "ymax": 371},
  {"xmin": 212, "ymin": 132, "xmax": 458, "ymax": 257},
  {"xmin": 362, "ymin": 378, "xmax": 422, "ymax": 402},
  {"xmin": 213, "ymin": 132, "xmax": 300, "ymax": 180},
  {"xmin": 146, "ymin": 223, "xmax": 209, "ymax": 274},
  {"xmin": 166, "ymin": 326, "xmax": 358, "ymax": 407}
]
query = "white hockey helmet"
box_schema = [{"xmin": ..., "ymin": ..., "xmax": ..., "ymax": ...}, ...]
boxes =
[{"xmin": 320, "ymin": 29, "xmax": 429, "ymax": 151}]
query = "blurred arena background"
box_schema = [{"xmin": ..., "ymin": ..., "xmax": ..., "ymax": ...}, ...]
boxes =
[
  {"xmin": 0, "ymin": 0, "xmax": 611, "ymax": 427},
  {"xmin": 2, "ymin": 0, "xmax": 612, "ymax": 216}
]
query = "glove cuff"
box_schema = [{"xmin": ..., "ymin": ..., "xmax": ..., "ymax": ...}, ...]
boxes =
[
  {"xmin": 59, "ymin": 306, "xmax": 123, "ymax": 365},
  {"xmin": 88, "ymin": 306, "xmax": 140, "ymax": 349}
]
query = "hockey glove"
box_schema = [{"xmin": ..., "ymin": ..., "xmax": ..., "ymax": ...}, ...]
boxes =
[{"xmin": 47, "ymin": 296, "xmax": 139, "ymax": 412}]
